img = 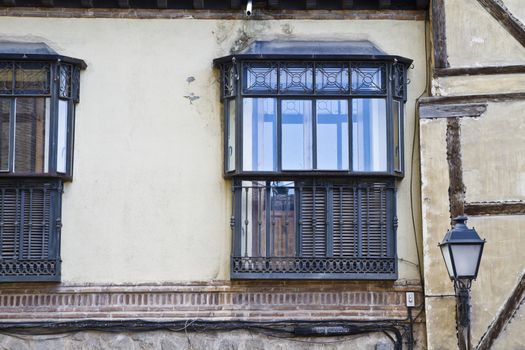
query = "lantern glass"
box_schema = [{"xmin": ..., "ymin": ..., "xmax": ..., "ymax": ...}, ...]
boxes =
[
  {"xmin": 450, "ymin": 244, "xmax": 482, "ymax": 278},
  {"xmin": 440, "ymin": 244, "xmax": 454, "ymax": 278}
]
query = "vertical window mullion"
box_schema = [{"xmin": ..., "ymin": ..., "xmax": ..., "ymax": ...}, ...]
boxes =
[
  {"xmin": 348, "ymin": 98, "xmax": 353, "ymax": 173},
  {"xmin": 17, "ymin": 187, "xmax": 23, "ymax": 260},
  {"xmin": 276, "ymin": 97, "xmax": 282, "ymax": 171},
  {"xmin": 312, "ymin": 98, "xmax": 317, "ymax": 170},
  {"xmin": 326, "ymin": 184, "xmax": 333, "ymax": 257},
  {"xmin": 9, "ymin": 99, "xmax": 16, "ymax": 173},
  {"xmin": 296, "ymin": 184, "xmax": 302, "ymax": 257},
  {"xmin": 265, "ymin": 181, "xmax": 271, "ymax": 258}
]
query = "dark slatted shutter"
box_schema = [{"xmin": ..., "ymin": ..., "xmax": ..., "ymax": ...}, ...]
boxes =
[
  {"xmin": 300, "ymin": 185, "xmax": 327, "ymax": 257},
  {"xmin": 361, "ymin": 184, "xmax": 389, "ymax": 257},
  {"xmin": 0, "ymin": 180, "xmax": 62, "ymax": 282},
  {"xmin": 332, "ymin": 186, "xmax": 359, "ymax": 257}
]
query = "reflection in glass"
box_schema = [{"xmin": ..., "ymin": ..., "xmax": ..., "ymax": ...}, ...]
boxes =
[
  {"xmin": 352, "ymin": 99, "xmax": 387, "ymax": 172},
  {"xmin": 316, "ymin": 100, "xmax": 349, "ymax": 170},
  {"xmin": 240, "ymin": 181, "xmax": 296, "ymax": 257},
  {"xmin": 0, "ymin": 63, "xmax": 13, "ymax": 94},
  {"xmin": 226, "ymin": 99, "xmax": 236, "ymax": 172},
  {"xmin": 243, "ymin": 63, "xmax": 278, "ymax": 93},
  {"xmin": 315, "ymin": 64, "xmax": 349, "ymax": 93},
  {"xmin": 57, "ymin": 100, "xmax": 68, "ymax": 173},
  {"xmin": 351, "ymin": 66, "xmax": 385, "ymax": 93},
  {"xmin": 393, "ymin": 100, "xmax": 402, "ymax": 172},
  {"xmin": 282, "ymin": 100, "xmax": 313, "ymax": 170},
  {"xmin": 279, "ymin": 63, "xmax": 313, "ymax": 93},
  {"xmin": 14, "ymin": 98, "xmax": 50, "ymax": 173},
  {"xmin": 0, "ymin": 99, "xmax": 10, "ymax": 171},
  {"xmin": 243, "ymin": 98, "xmax": 277, "ymax": 171},
  {"xmin": 14, "ymin": 62, "xmax": 50, "ymax": 94}
]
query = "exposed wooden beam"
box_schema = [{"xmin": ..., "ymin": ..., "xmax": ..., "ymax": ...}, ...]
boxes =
[
  {"xmin": 193, "ymin": 0, "xmax": 204, "ymax": 9},
  {"xmin": 419, "ymin": 92, "xmax": 525, "ymax": 105},
  {"xmin": 379, "ymin": 0, "xmax": 391, "ymax": 9},
  {"xmin": 446, "ymin": 117, "xmax": 465, "ymax": 220},
  {"xmin": 230, "ymin": 0, "xmax": 241, "ymax": 9},
  {"xmin": 465, "ymin": 201, "xmax": 525, "ymax": 216},
  {"xmin": 416, "ymin": 0, "xmax": 428, "ymax": 10},
  {"xmin": 306, "ymin": 0, "xmax": 316, "ymax": 10},
  {"xmin": 117, "ymin": 0, "xmax": 130, "ymax": 8},
  {"xmin": 80, "ymin": 0, "xmax": 93, "ymax": 7},
  {"xmin": 419, "ymin": 103, "xmax": 487, "ymax": 119},
  {"xmin": 341, "ymin": 0, "xmax": 354, "ymax": 10},
  {"xmin": 156, "ymin": 0, "xmax": 168, "ymax": 9},
  {"xmin": 477, "ymin": 0, "xmax": 525, "ymax": 48},
  {"xmin": 476, "ymin": 273, "xmax": 525, "ymax": 350},
  {"xmin": 267, "ymin": 0, "xmax": 279, "ymax": 9},
  {"xmin": 431, "ymin": 0, "xmax": 449, "ymax": 68},
  {"xmin": 435, "ymin": 65, "xmax": 525, "ymax": 77}
]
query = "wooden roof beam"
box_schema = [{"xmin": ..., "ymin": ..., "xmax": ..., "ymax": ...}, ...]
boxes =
[
  {"xmin": 341, "ymin": 0, "xmax": 354, "ymax": 9},
  {"xmin": 193, "ymin": 0, "xmax": 204, "ymax": 9},
  {"xmin": 118, "ymin": 0, "xmax": 130, "ymax": 8},
  {"xmin": 379, "ymin": 0, "xmax": 391, "ymax": 9}
]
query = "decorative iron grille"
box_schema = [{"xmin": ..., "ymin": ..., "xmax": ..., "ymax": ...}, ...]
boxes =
[
  {"xmin": 0, "ymin": 180, "xmax": 62, "ymax": 282},
  {"xmin": 231, "ymin": 180, "xmax": 396, "ymax": 279}
]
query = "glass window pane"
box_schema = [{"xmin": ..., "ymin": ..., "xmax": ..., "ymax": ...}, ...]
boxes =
[
  {"xmin": 351, "ymin": 65, "xmax": 385, "ymax": 93},
  {"xmin": 57, "ymin": 100, "xmax": 68, "ymax": 173},
  {"xmin": 59, "ymin": 64, "xmax": 72, "ymax": 99},
  {"xmin": 239, "ymin": 181, "xmax": 296, "ymax": 258},
  {"xmin": 279, "ymin": 63, "xmax": 313, "ymax": 94},
  {"xmin": 14, "ymin": 98, "xmax": 50, "ymax": 173},
  {"xmin": 282, "ymin": 100, "xmax": 313, "ymax": 170},
  {"xmin": 243, "ymin": 63, "xmax": 277, "ymax": 94},
  {"xmin": 242, "ymin": 98, "xmax": 277, "ymax": 171},
  {"xmin": 352, "ymin": 99, "xmax": 387, "ymax": 172},
  {"xmin": 0, "ymin": 99, "xmax": 10, "ymax": 171},
  {"xmin": 315, "ymin": 64, "xmax": 349, "ymax": 93},
  {"xmin": 240, "ymin": 181, "xmax": 267, "ymax": 257},
  {"xmin": 226, "ymin": 99, "xmax": 236, "ymax": 172},
  {"xmin": 14, "ymin": 62, "xmax": 50, "ymax": 95},
  {"xmin": 316, "ymin": 100, "xmax": 349, "ymax": 170},
  {"xmin": 0, "ymin": 63, "xmax": 13, "ymax": 94},
  {"xmin": 393, "ymin": 100, "xmax": 402, "ymax": 172}
]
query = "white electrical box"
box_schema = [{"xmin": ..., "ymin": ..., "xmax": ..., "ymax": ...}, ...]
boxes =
[{"xmin": 406, "ymin": 292, "xmax": 415, "ymax": 307}]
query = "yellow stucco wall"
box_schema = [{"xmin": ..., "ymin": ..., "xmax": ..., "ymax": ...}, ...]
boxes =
[
  {"xmin": 0, "ymin": 17, "xmax": 426, "ymax": 284},
  {"xmin": 421, "ymin": 0, "xmax": 525, "ymax": 347},
  {"xmin": 445, "ymin": 0, "xmax": 525, "ymax": 67}
]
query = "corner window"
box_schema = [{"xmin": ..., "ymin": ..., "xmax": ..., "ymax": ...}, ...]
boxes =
[
  {"xmin": 215, "ymin": 41, "xmax": 410, "ymax": 280},
  {"xmin": 0, "ymin": 43, "xmax": 85, "ymax": 282}
]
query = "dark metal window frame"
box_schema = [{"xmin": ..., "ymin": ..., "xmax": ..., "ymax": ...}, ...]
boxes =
[
  {"xmin": 231, "ymin": 178, "xmax": 397, "ymax": 280},
  {"xmin": 0, "ymin": 179, "xmax": 63, "ymax": 282},
  {"xmin": 216, "ymin": 44, "xmax": 410, "ymax": 280},
  {"xmin": 0, "ymin": 59, "xmax": 82, "ymax": 180},
  {"xmin": 0, "ymin": 45, "xmax": 85, "ymax": 282},
  {"xmin": 219, "ymin": 57, "xmax": 408, "ymax": 179}
]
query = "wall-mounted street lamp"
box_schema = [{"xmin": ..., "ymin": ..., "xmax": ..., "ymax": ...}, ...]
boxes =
[{"xmin": 439, "ymin": 216, "xmax": 486, "ymax": 350}]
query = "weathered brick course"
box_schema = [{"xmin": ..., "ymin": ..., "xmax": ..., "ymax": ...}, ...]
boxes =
[{"xmin": 0, "ymin": 280, "xmax": 422, "ymax": 322}]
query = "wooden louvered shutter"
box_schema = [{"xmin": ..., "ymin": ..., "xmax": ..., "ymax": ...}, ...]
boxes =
[
  {"xmin": 300, "ymin": 185, "xmax": 327, "ymax": 257},
  {"xmin": 331, "ymin": 183, "xmax": 393, "ymax": 258},
  {"xmin": 0, "ymin": 180, "xmax": 62, "ymax": 282},
  {"xmin": 332, "ymin": 186, "xmax": 359, "ymax": 257},
  {"xmin": 361, "ymin": 184, "xmax": 389, "ymax": 257}
]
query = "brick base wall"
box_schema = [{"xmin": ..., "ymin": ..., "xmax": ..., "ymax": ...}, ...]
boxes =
[{"xmin": 0, "ymin": 280, "xmax": 422, "ymax": 321}]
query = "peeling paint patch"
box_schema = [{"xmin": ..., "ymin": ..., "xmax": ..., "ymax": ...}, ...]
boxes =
[
  {"xmin": 186, "ymin": 76, "xmax": 195, "ymax": 84},
  {"xmin": 281, "ymin": 23, "xmax": 293, "ymax": 35},
  {"xmin": 183, "ymin": 93, "xmax": 200, "ymax": 104}
]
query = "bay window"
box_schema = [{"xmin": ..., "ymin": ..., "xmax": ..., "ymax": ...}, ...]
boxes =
[
  {"xmin": 0, "ymin": 43, "xmax": 85, "ymax": 282},
  {"xmin": 215, "ymin": 41, "xmax": 410, "ymax": 279}
]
